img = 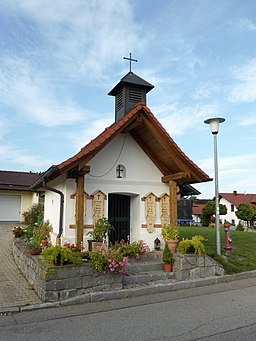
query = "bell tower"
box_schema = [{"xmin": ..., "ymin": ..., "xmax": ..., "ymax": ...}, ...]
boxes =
[{"xmin": 108, "ymin": 53, "xmax": 154, "ymax": 122}]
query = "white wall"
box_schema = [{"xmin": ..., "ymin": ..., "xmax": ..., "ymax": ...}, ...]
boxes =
[
  {"xmin": 219, "ymin": 197, "xmax": 242, "ymax": 226},
  {"xmin": 45, "ymin": 133, "xmax": 170, "ymax": 250}
]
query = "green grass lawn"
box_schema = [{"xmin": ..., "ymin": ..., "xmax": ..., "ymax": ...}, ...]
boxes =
[{"xmin": 178, "ymin": 226, "xmax": 256, "ymax": 274}]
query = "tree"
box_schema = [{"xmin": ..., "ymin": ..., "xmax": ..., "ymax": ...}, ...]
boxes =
[
  {"xmin": 235, "ymin": 204, "xmax": 256, "ymax": 228},
  {"xmin": 201, "ymin": 200, "xmax": 227, "ymax": 227}
]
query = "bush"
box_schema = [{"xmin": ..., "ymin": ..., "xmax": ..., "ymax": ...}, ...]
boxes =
[
  {"xmin": 40, "ymin": 245, "xmax": 83, "ymax": 275},
  {"xmin": 86, "ymin": 217, "xmax": 113, "ymax": 242},
  {"xmin": 236, "ymin": 223, "xmax": 244, "ymax": 231},
  {"xmin": 22, "ymin": 203, "xmax": 44, "ymax": 226},
  {"xmin": 161, "ymin": 225, "xmax": 179, "ymax": 240},
  {"xmin": 178, "ymin": 235, "xmax": 206, "ymax": 256},
  {"xmin": 162, "ymin": 243, "xmax": 173, "ymax": 264}
]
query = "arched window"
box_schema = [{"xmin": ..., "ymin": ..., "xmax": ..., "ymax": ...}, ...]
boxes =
[{"xmin": 116, "ymin": 164, "xmax": 126, "ymax": 179}]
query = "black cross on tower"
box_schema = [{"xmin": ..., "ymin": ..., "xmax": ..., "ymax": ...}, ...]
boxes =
[{"xmin": 123, "ymin": 52, "xmax": 138, "ymax": 72}]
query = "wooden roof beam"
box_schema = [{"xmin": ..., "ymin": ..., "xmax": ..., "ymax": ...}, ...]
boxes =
[
  {"xmin": 162, "ymin": 172, "xmax": 190, "ymax": 183},
  {"xmin": 123, "ymin": 116, "xmax": 142, "ymax": 133},
  {"xmin": 131, "ymin": 131, "xmax": 170, "ymax": 175}
]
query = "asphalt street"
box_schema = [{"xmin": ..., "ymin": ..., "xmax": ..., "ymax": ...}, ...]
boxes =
[{"xmin": 1, "ymin": 276, "xmax": 256, "ymax": 341}]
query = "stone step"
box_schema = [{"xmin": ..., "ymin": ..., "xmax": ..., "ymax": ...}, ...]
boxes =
[
  {"xmin": 128, "ymin": 260, "xmax": 164, "ymax": 273},
  {"xmin": 125, "ymin": 251, "xmax": 173, "ymax": 288},
  {"xmin": 136, "ymin": 251, "xmax": 163, "ymax": 262},
  {"xmin": 123, "ymin": 270, "xmax": 174, "ymax": 286}
]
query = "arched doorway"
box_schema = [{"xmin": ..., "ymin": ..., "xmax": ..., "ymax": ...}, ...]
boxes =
[{"xmin": 108, "ymin": 194, "xmax": 130, "ymax": 244}]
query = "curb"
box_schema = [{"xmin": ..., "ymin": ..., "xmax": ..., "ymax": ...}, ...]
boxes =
[{"xmin": 1, "ymin": 269, "xmax": 256, "ymax": 314}]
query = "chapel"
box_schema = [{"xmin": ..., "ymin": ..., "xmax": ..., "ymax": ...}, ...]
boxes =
[{"xmin": 31, "ymin": 60, "xmax": 211, "ymax": 249}]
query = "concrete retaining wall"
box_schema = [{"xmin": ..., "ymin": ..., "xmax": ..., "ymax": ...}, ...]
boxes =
[
  {"xmin": 13, "ymin": 239, "xmax": 123, "ymax": 302},
  {"xmin": 173, "ymin": 253, "xmax": 224, "ymax": 281}
]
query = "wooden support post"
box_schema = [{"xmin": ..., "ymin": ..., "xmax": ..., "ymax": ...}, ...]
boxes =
[
  {"xmin": 169, "ymin": 180, "xmax": 177, "ymax": 227},
  {"xmin": 75, "ymin": 173, "xmax": 85, "ymax": 246}
]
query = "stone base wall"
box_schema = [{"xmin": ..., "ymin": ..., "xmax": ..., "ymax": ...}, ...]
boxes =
[
  {"xmin": 13, "ymin": 239, "xmax": 123, "ymax": 302},
  {"xmin": 173, "ymin": 254, "xmax": 224, "ymax": 281}
]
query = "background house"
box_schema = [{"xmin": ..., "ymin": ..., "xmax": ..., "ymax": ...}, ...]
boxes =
[
  {"xmin": 192, "ymin": 201, "xmax": 208, "ymax": 225},
  {"xmin": 219, "ymin": 191, "xmax": 256, "ymax": 227},
  {"xmin": 0, "ymin": 170, "xmax": 40, "ymax": 222}
]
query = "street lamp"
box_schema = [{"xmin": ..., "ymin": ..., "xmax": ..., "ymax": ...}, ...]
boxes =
[{"xmin": 204, "ymin": 117, "xmax": 225, "ymax": 256}]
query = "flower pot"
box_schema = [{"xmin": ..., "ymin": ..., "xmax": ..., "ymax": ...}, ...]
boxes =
[
  {"xmin": 163, "ymin": 263, "xmax": 172, "ymax": 272},
  {"xmin": 91, "ymin": 241, "xmax": 106, "ymax": 251},
  {"xmin": 41, "ymin": 239, "xmax": 48, "ymax": 248},
  {"xmin": 166, "ymin": 240, "xmax": 179, "ymax": 253},
  {"xmin": 28, "ymin": 248, "xmax": 41, "ymax": 255}
]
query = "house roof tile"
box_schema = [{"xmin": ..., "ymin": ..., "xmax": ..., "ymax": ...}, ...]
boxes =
[
  {"xmin": 0, "ymin": 170, "xmax": 40, "ymax": 192},
  {"xmin": 220, "ymin": 193, "xmax": 256, "ymax": 207},
  {"xmin": 192, "ymin": 203, "xmax": 205, "ymax": 215}
]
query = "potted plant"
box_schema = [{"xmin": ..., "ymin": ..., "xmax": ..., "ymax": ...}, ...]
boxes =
[
  {"xmin": 87, "ymin": 217, "xmax": 113, "ymax": 250},
  {"xmin": 162, "ymin": 243, "xmax": 173, "ymax": 272},
  {"xmin": 161, "ymin": 225, "xmax": 179, "ymax": 253},
  {"xmin": 38, "ymin": 220, "xmax": 53, "ymax": 247},
  {"xmin": 12, "ymin": 226, "xmax": 24, "ymax": 238},
  {"xmin": 177, "ymin": 235, "xmax": 206, "ymax": 257},
  {"xmin": 40, "ymin": 245, "xmax": 83, "ymax": 275},
  {"xmin": 25, "ymin": 234, "xmax": 43, "ymax": 255}
]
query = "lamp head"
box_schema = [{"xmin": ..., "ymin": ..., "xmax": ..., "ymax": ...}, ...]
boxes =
[{"xmin": 204, "ymin": 117, "xmax": 225, "ymax": 134}]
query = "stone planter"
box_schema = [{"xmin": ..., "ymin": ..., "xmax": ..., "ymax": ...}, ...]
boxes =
[
  {"xmin": 12, "ymin": 238, "xmax": 123, "ymax": 302},
  {"xmin": 173, "ymin": 253, "xmax": 224, "ymax": 281}
]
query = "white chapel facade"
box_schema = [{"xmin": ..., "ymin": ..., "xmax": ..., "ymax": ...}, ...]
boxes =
[{"xmin": 31, "ymin": 70, "xmax": 210, "ymax": 250}]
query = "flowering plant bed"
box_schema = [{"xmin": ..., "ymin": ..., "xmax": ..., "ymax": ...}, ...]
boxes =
[
  {"xmin": 111, "ymin": 240, "xmax": 150, "ymax": 259},
  {"xmin": 12, "ymin": 226, "xmax": 24, "ymax": 238},
  {"xmin": 63, "ymin": 243, "xmax": 85, "ymax": 252},
  {"xmin": 89, "ymin": 248, "xmax": 129, "ymax": 274}
]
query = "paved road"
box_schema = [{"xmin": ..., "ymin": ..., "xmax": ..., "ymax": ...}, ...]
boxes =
[
  {"xmin": 1, "ymin": 277, "xmax": 256, "ymax": 341},
  {"xmin": 0, "ymin": 222, "xmax": 42, "ymax": 308}
]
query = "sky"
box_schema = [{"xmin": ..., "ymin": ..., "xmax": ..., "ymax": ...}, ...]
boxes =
[{"xmin": 0, "ymin": 0, "xmax": 256, "ymax": 199}]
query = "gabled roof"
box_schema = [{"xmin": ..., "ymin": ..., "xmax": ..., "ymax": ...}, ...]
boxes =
[
  {"xmin": 0, "ymin": 170, "xmax": 40, "ymax": 192},
  {"xmin": 31, "ymin": 102, "xmax": 211, "ymax": 189},
  {"xmin": 192, "ymin": 203, "xmax": 205, "ymax": 216},
  {"xmin": 220, "ymin": 192, "xmax": 256, "ymax": 207}
]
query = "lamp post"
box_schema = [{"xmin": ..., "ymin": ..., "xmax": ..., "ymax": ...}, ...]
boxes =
[{"xmin": 204, "ymin": 117, "xmax": 225, "ymax": 256}]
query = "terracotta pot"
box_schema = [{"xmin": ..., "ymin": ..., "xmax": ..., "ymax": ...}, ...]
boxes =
[
  {"xmin": 166, "ymin": 240, "xmax": 179, "ymax": 253},
  {"xmin": 163, "ymin": 263, "xmax": 172, "ymax": 272},
  {"xmin": 91, "ymin": 241, "xmax": 106, "ymax": 251},
  {"xmin": 41, "ymin": 239, "xmax": 48, "ymax": 248},
  {"xmin": 28, "ymin": 248, "xmax": 41, "ymax": 255}
]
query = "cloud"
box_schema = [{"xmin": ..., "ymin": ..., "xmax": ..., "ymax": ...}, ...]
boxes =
[
  {"xmin": 2, "ymin": 0, "xmax": 141, "ymax": 81},
  {"xmin": 198, "ymin": 154, "xmax": 256, "ymax": 193},
  {"xmin": 196, "ymin": 153, "xmax": 256, "ymax": 197},
  {"xmin": 152, "ymin": 103, "xmax": 217, "ymax": 136},
  {"xmin": 0, "ymin": 145, "xmax": 52, "ymax": 170},
  {"xmin": 67, "ymin": 115, "xmax": 113, "ymax": 151},
  {"xmin": 239, "ymin": 115, "xmax": 256, "ymax": 126},
  {"xmin": 0, "ymin": 55, "xmax": 86, "ymax": 127},
  {"xmin": 0, "ymin": 0, "xmax": 144, "ymax": 127},
  {"xmin": 229, "ymin": 59, "xmax": 256, "ymax": 103},
  {"xmin": 192, "ymin": 81, "xmax": 221, "ymax": 100},
  {"xmin": 237, "ymin": 17, "xmax": 256, "ymax": 31}
]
